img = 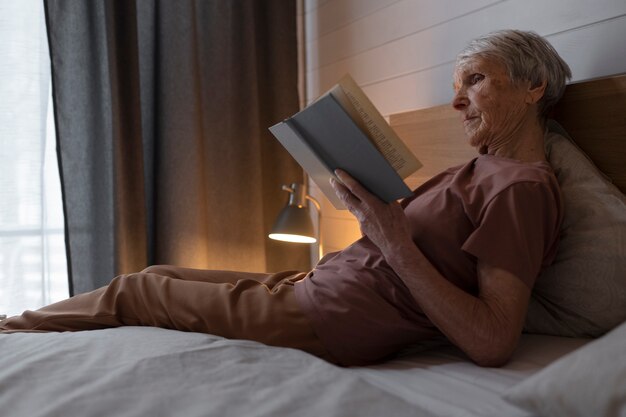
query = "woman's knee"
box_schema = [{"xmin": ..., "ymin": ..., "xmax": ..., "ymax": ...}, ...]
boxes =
[{"xmin": 140, "ymin": 265, "xmax": 178, "ymax": 276}]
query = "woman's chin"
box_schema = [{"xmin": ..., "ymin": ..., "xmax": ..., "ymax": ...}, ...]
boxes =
[
  {"xmin": 466, "ymin": 134, "xmax": 483, "ymax": 149},
  {"xmin": 466, "ymin": 136, "xmax": 488, "ymax": 154}
]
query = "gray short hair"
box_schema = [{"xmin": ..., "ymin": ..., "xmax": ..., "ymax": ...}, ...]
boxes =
[{"xmin": 456, "ymin": 30, "xmax": 572, "ymax": 118}]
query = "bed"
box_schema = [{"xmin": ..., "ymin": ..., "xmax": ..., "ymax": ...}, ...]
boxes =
[{"xmin": 1, "ymin": 74, "xmax": 625, "ymax": 417}]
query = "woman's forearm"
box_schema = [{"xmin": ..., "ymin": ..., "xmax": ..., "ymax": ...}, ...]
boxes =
[{"xmin": 383, "ymin": 242, "xmax": 523, "ymax": 366}]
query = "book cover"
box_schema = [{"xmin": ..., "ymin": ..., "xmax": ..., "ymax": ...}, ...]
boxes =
[{"xmin": 269, "ymin": 75, "xmax": 421, "ymax": 210}]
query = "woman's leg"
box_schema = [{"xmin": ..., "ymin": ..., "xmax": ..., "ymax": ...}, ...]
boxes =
[
  {"xmin": 0, "ymin": 271, "xmax": 332, "ymax": 361},
  {"xmin": 139, "ymin": 265, "xmax": 300, "ymax": 290}
]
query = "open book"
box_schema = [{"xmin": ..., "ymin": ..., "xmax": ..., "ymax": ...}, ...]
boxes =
[{"xmin": 269, "ymin": 74, "xmax": 422, "ymax": 210}]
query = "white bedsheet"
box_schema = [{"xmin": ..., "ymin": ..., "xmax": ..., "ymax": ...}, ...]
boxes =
[
  {"xmin": 351, "ymin": 334, "xmax": 589, "ymax": 417},
  {"xmin": 0, "ymin": 327, "xmax": 589, "ymax": 417}
]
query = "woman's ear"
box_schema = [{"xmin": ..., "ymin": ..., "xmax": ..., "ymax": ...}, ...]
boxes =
[{"xmin": 526, "ymin": 80, "xmax": 547, "ymax": 104}]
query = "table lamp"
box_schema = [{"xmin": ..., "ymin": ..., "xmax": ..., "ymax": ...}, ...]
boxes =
[{"xmin": 269, "ymin": 182, "xmax": 322, "ymax": 260}]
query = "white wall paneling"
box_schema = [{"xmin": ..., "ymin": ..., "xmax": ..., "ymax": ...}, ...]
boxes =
[
  {"xmin": 307, "ymin": 0, "xmax": 500, "ymax": 70},
  {"xmin": 306, "ymin": 0, "xmax": 626, "ymax": 110}
]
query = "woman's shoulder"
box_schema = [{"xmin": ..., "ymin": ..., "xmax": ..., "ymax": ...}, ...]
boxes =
[
  {"xmin": 472, "ymin": 154, "xmax": 558, "ymax": 190},
  {"xmin": 449, "ymin": 155, "xmax": 560, "ymax": 215}
]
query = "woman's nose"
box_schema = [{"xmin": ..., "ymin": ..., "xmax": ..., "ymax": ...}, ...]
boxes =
[{"xmin": 452, "ymin": 90, "xmax": 468, "ymax": 111}]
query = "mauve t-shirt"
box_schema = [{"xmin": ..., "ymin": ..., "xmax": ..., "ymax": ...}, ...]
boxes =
[{"xmin": 294, "ymin": 155, "xmax": 563, "ymax": 366}]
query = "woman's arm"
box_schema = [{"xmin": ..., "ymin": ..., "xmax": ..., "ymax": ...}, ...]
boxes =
[{"xmin": 331, "ymin": 170, "xmax": 530, "ymax": 366}]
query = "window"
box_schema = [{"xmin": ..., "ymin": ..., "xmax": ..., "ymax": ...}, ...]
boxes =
[{"xmin": 0, "ymin": 0, "xmax": 68, "ymax": 317}]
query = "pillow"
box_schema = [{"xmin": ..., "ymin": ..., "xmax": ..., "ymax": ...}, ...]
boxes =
[
  {"xmin": 523, "ymin": 123, "xmax": 626, "ymax": 337},
  {"xmin": 504, "ymin": 319, "xmax": 626, "ymax": 417}
]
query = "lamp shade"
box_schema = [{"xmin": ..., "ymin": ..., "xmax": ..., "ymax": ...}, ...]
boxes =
[{"xmin": 269, "ymin": 204, "xmax": 316, "ymax": 243}]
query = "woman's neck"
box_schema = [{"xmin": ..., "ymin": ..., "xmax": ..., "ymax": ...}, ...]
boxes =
[{"xmin": 489, "ymin": 117, "xmax": 547, "ymax": 163}]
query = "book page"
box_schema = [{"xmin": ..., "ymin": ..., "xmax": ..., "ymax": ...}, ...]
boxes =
[{"xmin": 334, "ymin": 74, "xmax": 422, "ymax": 179}]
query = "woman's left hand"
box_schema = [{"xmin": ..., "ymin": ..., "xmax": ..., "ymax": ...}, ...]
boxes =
[{"xmin": 330, "ymin": 169, "xmax": 414, "ymax": 255}]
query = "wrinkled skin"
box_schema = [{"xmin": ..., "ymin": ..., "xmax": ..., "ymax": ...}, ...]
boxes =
[{"xmin": 452, "ymin": 56, "xmax": 546, "ymax": 161}]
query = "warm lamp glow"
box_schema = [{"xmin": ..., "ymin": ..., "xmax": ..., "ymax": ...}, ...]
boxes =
[
  {"xmin": 268, "ymin": 233, "xmax": 316, "ymax": 243},
  {"xmin": 268, "ymin": 182, "xmax": 322, "ymax": 260}
]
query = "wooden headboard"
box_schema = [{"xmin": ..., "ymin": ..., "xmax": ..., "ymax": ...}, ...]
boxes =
[{"xmin": 390, "ymin": 73, "xmax": 626, "ymax": 194}]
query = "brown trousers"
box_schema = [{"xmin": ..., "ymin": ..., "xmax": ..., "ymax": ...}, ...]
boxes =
[{"xmin": 0, "ymin": 265, "xmax": 332, "ymax": 362}]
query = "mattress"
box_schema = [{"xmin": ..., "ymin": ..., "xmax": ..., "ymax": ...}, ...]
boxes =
[{"xmin": 0, "ymin": 327, "xmax": 589, "ymax": 417}]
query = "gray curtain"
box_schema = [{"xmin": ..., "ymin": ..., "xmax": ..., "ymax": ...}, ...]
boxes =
[{"xmin": 44, "ymin": 0, "xmax": 309, "ymax": 295}]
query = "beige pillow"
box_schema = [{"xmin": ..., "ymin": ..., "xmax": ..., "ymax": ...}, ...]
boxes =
[
  {"xmin": 505, "ymin": 320, "xmax": 626, "ymax": 417},
  {"xmin": 523, "ymin": 125, "xmax": 626, "ymax": 337}
]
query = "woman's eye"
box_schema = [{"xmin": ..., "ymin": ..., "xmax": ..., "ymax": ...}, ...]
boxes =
[{"xmin": 470, "ymin": 74, "xmax": 484, "ymax": 85}]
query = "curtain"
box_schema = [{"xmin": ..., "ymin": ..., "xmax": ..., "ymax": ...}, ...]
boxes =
[
  {"xmin": 0, "ymin": 0, "xmax": 69, "ymax": 316},
  {"xmin": 44, "ymin": 0, "xmax": 308, "ymax": 295}
]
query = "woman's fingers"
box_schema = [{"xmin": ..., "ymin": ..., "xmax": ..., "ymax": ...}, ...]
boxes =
[
  {"xmin": 333, "ymin": 169, "xmax": 379, "ymax": 206},
  {"xmin": 330, "ymin": 169, "xmax": 413, "ymax": 254},
  {"xmin": 330, "ymin": 176, "xmax": 359, "ymax": 210}
]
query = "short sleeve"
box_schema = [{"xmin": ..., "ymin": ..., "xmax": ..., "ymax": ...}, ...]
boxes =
[{"xmin": 461, "ymin": 181, "xmax": 561, "ymax": 288}]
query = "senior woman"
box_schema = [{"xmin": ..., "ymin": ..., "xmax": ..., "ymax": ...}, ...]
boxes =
[{"xmin": 1, "ymin": 29, "xmax": 571, "ymax": 367}]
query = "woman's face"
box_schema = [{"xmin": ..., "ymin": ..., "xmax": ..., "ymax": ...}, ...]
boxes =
[{"xmin": 452, "ymin": 56, "xmax": 532, "ymax": 153}]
